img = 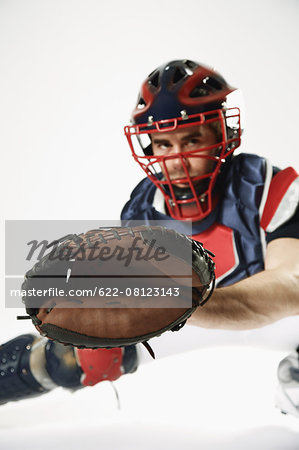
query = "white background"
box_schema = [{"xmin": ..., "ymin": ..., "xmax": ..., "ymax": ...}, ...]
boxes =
[{"xmin": 1, "ymin": 0, "xmax": 299, "ymax": 449}]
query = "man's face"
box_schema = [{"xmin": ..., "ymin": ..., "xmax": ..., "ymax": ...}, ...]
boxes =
[{"xmin": 151, "ymin": 124, "xmax": 220, "ymax": 188}]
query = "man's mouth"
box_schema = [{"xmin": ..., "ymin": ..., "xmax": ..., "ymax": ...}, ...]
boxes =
[{"xmin": 171, "ymin": 177, "xmax": 201, "ymax": 188}]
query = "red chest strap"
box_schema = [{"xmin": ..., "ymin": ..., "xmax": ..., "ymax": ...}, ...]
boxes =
[{"xmin": 192, "ymin": 222, "xmax": 238, "ymax": 282}]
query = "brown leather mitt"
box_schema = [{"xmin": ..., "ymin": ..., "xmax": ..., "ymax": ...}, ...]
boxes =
[{"xmin": 21, "ymin": 226, "xmax": 215, "ymax": 357}]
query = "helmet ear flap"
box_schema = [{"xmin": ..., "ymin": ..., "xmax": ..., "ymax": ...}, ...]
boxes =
[
  {"xmin": 225, "ymin": 125, "xmax": 241, "ymax": 153},
  {"xmin": 226, "ymin": 126, "xmax": 236, "ymax": 140}
]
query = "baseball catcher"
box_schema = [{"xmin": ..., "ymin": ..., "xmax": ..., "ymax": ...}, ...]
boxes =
[{"xmin": 1, "ymin": 59, "xmax": 298, "ymax": 414}]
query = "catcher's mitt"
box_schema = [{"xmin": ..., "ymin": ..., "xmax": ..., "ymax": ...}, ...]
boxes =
[{"xmin": 20, "ymin": 226, "xmax": 215, "ymax": 357}]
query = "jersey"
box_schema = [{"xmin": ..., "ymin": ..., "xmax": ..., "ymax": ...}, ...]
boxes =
[{"xmin": 121, "ymin": 153, "xmax": 299, "ymax": 287}]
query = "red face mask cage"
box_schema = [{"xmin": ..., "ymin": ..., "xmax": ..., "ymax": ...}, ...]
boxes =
[{"xmin": 124, "ymin": 108, "xmax": 241, "ymax": 222}]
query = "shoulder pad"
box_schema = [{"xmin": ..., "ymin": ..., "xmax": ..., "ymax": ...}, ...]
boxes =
[{"xmin": 260, "ymin": 167, "xmax": 299, "ymax": 232}]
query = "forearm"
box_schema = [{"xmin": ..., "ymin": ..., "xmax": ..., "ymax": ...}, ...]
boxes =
[{"xmin": 188, "ymin": 267, "xmax": 299, "ymax": 330}]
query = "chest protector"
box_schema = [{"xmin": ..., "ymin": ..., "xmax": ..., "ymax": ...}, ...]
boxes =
[{"xmin": 121, "ymin": 154, "xmax": 269, "ymax": 287}]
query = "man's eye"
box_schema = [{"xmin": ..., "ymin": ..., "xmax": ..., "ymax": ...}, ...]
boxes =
[
  {"xmin": 156, "ymin": 143, "xmax": 170, "ymax": 150},
  {"xmin": 186, "ymin": 139, "xmax": 200, "ymax": 146}
]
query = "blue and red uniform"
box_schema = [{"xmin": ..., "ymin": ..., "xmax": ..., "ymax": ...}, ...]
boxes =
[
  {"xmin": 122, "ymin": 153, "xmax": 299, "ymax": 287},
  {"xmin": 1, "ymin": 153, "xmax": 298, "ymax": 404}
]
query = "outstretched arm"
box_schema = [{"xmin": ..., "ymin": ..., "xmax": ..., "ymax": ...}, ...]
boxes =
[{"xmin": 188, "ymin": 238, "xmax": 299, "ymax": 330}]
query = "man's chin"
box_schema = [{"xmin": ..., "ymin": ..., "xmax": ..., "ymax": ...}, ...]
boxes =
[{"xmin": 171, "ymin": 182, "xmax": 207, "ymax": 199}]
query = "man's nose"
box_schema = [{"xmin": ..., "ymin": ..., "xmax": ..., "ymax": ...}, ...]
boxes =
[
  {"xmin": 171, "ymin": 143, "xmax": 182, "ymax": 155},
  {"xmin": 171, "ymin": 144, "xmax": 189, "ymax": 169}
]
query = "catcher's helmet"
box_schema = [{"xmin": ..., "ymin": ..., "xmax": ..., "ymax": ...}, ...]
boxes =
[{"xmin": 124, "ymin": 59, "xmax": 242, "ymax": 221}]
